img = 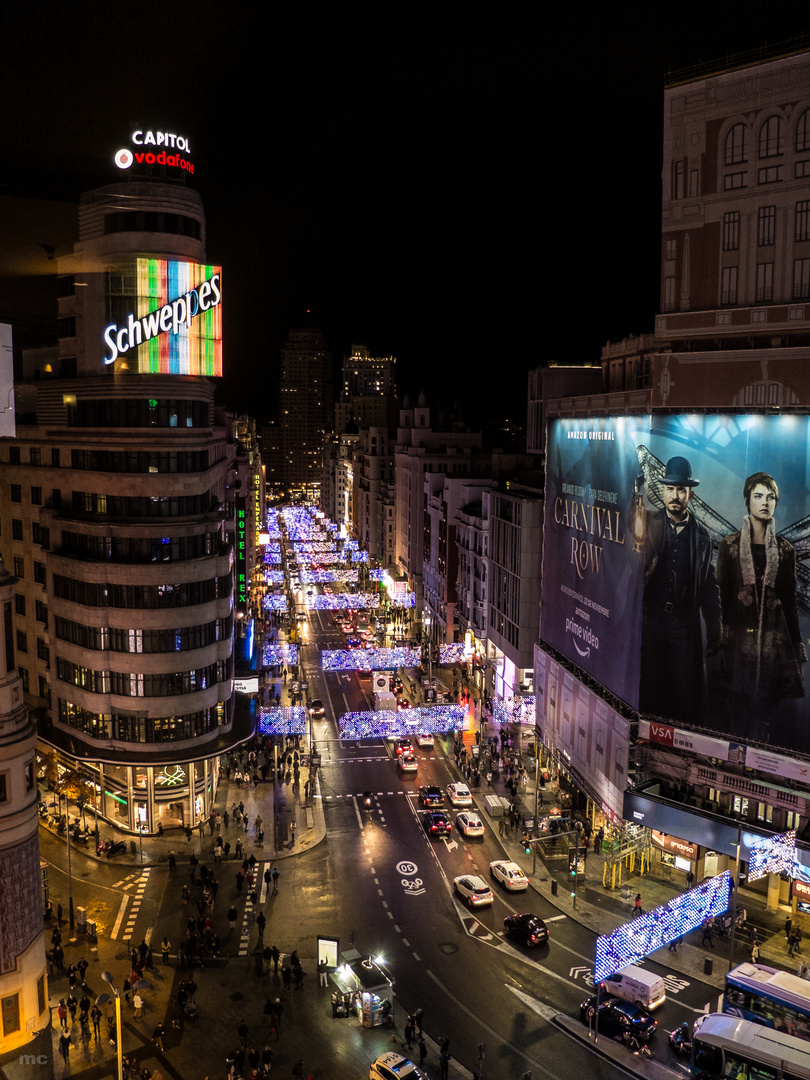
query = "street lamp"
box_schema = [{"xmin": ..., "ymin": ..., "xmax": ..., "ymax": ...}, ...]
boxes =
[{"xmin": 98, "ymin": 973, "xmax": 151, "ymax": 1080}]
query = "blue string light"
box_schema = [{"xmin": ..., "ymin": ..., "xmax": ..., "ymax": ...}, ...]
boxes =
[
  {"xmin": 338, "ymin": 705, "xmax": 466, "ymax": 740},
  {"xmin": 258, "ymin": 707, "xmax": 307, "ymax": 735},
  {"xmin": 321, "ymin": 647, "xmax": 422, "ymax": 671},
  {"xmin": 492, "ymin": 696, "xmax": 536, "ymax": 725},
  {"xmin": 307, "ymin": 593, "xmax": 379, "ymax": 610},
  {"xmin": 594, "ymin": 872, "xmax": 732, "ymax": 983},
  {"xmin": 369, "ymin": 569, "xmax": 387, "ymax": 581},
  {"xmin": 262, "ymin": 643, "xmax": 299, "ymax": 666},
  {"xmin": 265, "ymin": 571, "xmax": 285, "ymax": 584},
  {"xmin": 299, "ymin": 569, "xmax": 359, "ymax": 583},
  {"xmin": 262, "ymin": 594, "xmax": 288, "ymax": 612},
  {"xmin": 351, "ymin": 551, "xmax": 369, "ymax": 562},
  {"xmin": 748, "ymin": 831, "xmax": 796, "ymax": 882}
]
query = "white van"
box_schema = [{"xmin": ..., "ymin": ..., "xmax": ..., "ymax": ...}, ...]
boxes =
[{"xmin": 601, "ymin": 965, "xmax": 667, "ymax": 1011}]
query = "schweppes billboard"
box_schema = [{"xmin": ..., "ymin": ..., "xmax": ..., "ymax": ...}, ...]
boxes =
[{"xmin": 103, "ymin": 258, "xmax": 222, "ymax": 376}]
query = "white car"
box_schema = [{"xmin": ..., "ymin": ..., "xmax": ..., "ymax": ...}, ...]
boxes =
[
  {"xmin": 416, "ymin": 734, "xmax": 434, "ymax": 748},
  {"xmin": 446, "ymin": 782, "xmax": 472, "ymax": 807},
  {"xmin": 370, "ymin": 1052, "xmax": 427, "ymax": 1080},
  {"xmin": 453, "ymin": 874, "xmax": 494, "ymax": 908},
  {"xmin": 456, "ymin": 811, "xmax": 485, "ymax": 837},
  {"xmin": 490, "ymin": 859, "xmax": 529, "ymax": 891}
]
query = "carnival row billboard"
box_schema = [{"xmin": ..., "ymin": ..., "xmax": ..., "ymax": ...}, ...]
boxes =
[{"xmin": 541, "ymin": 413, "xmax": 810, "ymax": 753}]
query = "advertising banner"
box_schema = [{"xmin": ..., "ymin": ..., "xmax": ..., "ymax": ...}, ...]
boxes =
[{"xmin": 542, "ymin": 414, "xmax": 810, "ymax": 754}]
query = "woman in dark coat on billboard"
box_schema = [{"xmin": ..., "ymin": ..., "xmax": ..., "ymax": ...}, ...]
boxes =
[{"xmin": 717, "ymin": 472, "xmax": 806, "ymax": 738}]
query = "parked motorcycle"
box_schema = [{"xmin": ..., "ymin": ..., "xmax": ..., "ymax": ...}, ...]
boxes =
[{"xmin": 97, "ymin": 838, "xmax": 127, "ymax": 857}]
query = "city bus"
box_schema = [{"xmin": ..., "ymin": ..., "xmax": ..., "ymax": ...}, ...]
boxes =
[
  {"xmin": 692, "ymin": 1013, "xmax": 810, "ymax": 1078},
  {"xmin": 724, "ymin": 963, "xmax": 810, "ymax": 1042}
]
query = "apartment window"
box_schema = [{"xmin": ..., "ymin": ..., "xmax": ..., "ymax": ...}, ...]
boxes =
[
  {"xmin": 723, "ymin": 212, "xmax": 740, "ymax": 251},
  {"xmin": 29, "ymin": 446, "xmax": 41, "ymax": 466},
  {"xmin": 51, "ymin": 448, "xmax": 60, "ymax": 467},
  {"xmin": 758, "ymin": 165, "xmax": 783, "ymax": 184},
  {"xmin": 0, "ymin": 774, "xmax": 5, "ymax": 803},
  {"xmin": 33, "ymin": 561, "xmax": 46, "ymax": 585},
  {"xmin": 16, "ymin": 631, "xmax": 27, "ymax": 653},
  {"xmin": 36, "ymin": 638, "xmax": 49, "ymax": 663},
  {"xmin": 689, "ymin": 168, "xmax": 699, "ymax": 197},
  {"xmin": 11, "ymin": 519, "xmax": 22, "ymax": 541},
  {"xmin": 757, "ymin": 801, "xmax": 774, "ymax": 824},
  {"xmin": 760, "ymin": 115, "xmax": 784, "ymax": 158},
  {"xmin": 756, "ymin": 262, "xmax": 774, "ymax": 303},
  {"xmin": 51, "ymin": 489, "xmax": 61, "ymax": 509},
  {"xmin": 1, "ymin": 993, "xmax": 20, "ymax": 1037},
  {"xmin": 672, "ymin": 160, "xmax": 685, "ymax": 199},
  {"xmin": 733, "ymin": 795, "xmax": 749, "ymax": 816},
  {"xmin": 725, "ymin": 172, "xmax": 747, "ymax": 190},
  {"xmin": 665, "ymin": 239, "xmax": 677, "ymax": 261},
  {"xmin": 798, "ymin": 161, "xmax": 810, "ymax": 179},
  {"xmin": 10, "ymin": 484, "xmax": 21, "ymax": 503},
  {"xmin": 787, "ymin": 810, "xmax": 801, "ymax": 830},
  {"xmin": 8, "ymin": 447, "xmax": 20, "ymax": 465},
  {"xmin": 663, "ymin": 276, "xmax": 676, "ymax": 312},
  {"xmin": 794, "ymin": 259, "xmax": 810, "ymax": 300},
  {"xmin": 31, "ymin": 485, "xmax": 42, "ymax": 506},
  {"xmin": 18, "ymin": 667, "xmax": 28, "ymax": 692},
  {"xmin": 721, "ymin": 266, "xmax": 738, "ymax": 305},
  {"xmin": 797, "ymin": 200, "xmax": 810, "ymax": 242},
  {"xmin": 12, "ymin": 557, "xmax": 24, "ymax": 579},
  {"xmin": 35, "ymin": 600, "xmax": 48, "ymax": 625},
  {"xmin": 725, "ymin": 123, "xmax": 747, "ymax": 165},
  {"xmin": 14, "ymin": 594, "xmax": 25, "ymax": 616},
  {"xmin": 758, "ymin": 205, "xmax": 775, "ymax": 246}
]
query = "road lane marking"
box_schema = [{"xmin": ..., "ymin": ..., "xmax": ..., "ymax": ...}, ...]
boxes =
[{"xmin": 111, "ymin": 895, "xmax": 129, "ymax": 939}]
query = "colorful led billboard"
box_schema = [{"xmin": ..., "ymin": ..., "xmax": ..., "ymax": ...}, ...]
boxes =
[
  {"xmin": 542, "ymin": 414, "xmax": 810, "ymax": 753},
  {"xmin": 103, "ymin": 258, "xmax": 222, "ymax": 375}
]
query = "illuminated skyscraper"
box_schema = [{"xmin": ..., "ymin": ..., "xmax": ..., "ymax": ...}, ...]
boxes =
[{"xmin": 279, "ymin": 328, "xmax": 332, "ymax": 489}]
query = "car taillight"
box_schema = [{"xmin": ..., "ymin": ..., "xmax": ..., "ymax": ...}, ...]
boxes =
[{"xmin": 530, "ymin": 935, "xmax": 537, "ymax": 943}]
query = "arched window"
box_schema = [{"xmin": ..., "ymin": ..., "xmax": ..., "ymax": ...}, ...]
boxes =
[
  {"xmin": 797, "ymin": 110, "xmax": 810, "ymax": 153},
  {"xmin": 759, "ymin": 115, "xmax": 784, "ymax": 158},
  {"xmin": 724, "ymin": 123, "xmax": 747, "ymax": 165}
]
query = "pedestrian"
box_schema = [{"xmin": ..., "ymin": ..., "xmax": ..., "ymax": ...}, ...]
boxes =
[
  {"xmin": 702, "ymin": 919, "xmax": 715, "ymax": 948},
  {"xmin": 786, "ymin": 915, "xmax": 794, "ymax": 941},
  {"xmin": 271, "ymin": 944, "xmax": 280, "ymax": 974},
  {"xmin": 168, "ymin": 850, "xmax": 176, "ymax": 871},
  {"xmin": 224, "ymin": 810, "xmax": 230, "ymax": 828},
  {"xmin": 290, "ymin": 820, "xmax": 296, "ymax": 846},
  {"xmin": 228, "ymin": 904, "xmax": 238, "ymax": 930},
  {"xmin": 318, "ymin": 960, "xmax": 328, "ymax": 987},
  {"xmin": 57, "ymin": 999, "xmax": 68, "ymax": 1030},
  {"xmin": 440, "ymin": 1051, "xmax": 450, "ymax": 1079},
  {"xmin": 134, "ymin": 992, "xmax": 144, "ymax": 1018},
  {"xmin": 161, "ymin": 936, "xmax": 171, "ymax": 964},
  {"xmin": 153, "ymin": 1023, "xmax": 165, "ymax": 1052},
  {"xmin": 790, "ymin": 929, "xmax": 800, "ymax": 957},
  {"xmin": 404, "ymin": 1016, "xmax": 414, "ymax": 1048},
  {"xmin": 185, "ymin": 825, "xmax": 192, "ymax": 842},
  {"xmin": 418, "ymin": 1036, "xmax": 427, "ymax": 1065},
  {"xmin": 752, "ymin": 942, "xmax": 760, "ymax": 963},
  {"xmin": 272, "ymin": 867, "xmax": 279, "ymax": 893},
  {"xmin": 686, "ymin": 869, "xmax": 695, "ymax": 889},
  {"xmin": 67, "ymin": 993, "xmax": 78, "ymax": 1023},
  {"xmin": 91, "ymin": 1004, "xmax": 102, "ymax": 1038},
  {"xmin": 57, "ymin": 902, "xmax": 64, "ymax": 927},
  {"xmin": 59, "ymin": 1032, "xmax": 72, "ymax": 1064},
  {"xmin": 632, "ymin": 893, "xmax": 643, "ymax": 918},
  {"xmin": 498, "ymin": 816, "xmax": 506, "ymax": 836},
  {"xmin": 238, "ymin": 1019, "xmax": 249, "ymax": 1049}
]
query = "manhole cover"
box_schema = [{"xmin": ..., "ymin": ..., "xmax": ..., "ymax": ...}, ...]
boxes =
[{"xmin": 438, "ymin": 943, "xmax": 458, "ymax": 955}]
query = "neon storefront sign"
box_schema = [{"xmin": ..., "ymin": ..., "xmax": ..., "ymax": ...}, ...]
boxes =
[
  {"xmin": 114, "ymin": 129, "xmax": 193, "ymax": 174},
  {"xmin": 102, "ymin": 258, "xmax": 222, "ymax": 375}
]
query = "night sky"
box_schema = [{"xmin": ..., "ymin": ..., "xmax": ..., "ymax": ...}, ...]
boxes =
[{"xmin": 1, "ymin": 3, "xmax": 807, "ymax": 425}]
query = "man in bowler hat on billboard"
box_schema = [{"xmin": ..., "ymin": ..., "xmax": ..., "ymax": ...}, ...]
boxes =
[{"xmin": 639, "ymin": 456, "xmax": 721, "ymax": 725}]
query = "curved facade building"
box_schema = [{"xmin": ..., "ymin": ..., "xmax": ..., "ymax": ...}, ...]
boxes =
[{"xmin": 1, "ymin": 181, "xmax": 251, "ymax": 832}]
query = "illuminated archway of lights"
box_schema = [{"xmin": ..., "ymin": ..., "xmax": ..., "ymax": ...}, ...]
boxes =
[
  {"xmin": 262, "ymin": 643, "xmax": 298, "ymax": 666},
  {"xmin": 321, "ymin": 647, "xmax": 421, "ymax": 671},
  {"xmin": 748, "ymin": 831, "xmax": 796, "ymax": 881},
  {"xmin": 344, "ymin": 540, "xmax": 359, "ymax": 550},
  {"xmin": 307, "ymin": 593, "xmax": 379, "ymax": 610},
  {"xmin": 338, "ymin": 705, "xmax": 466, "ymax": 740},
  {"xmin": 265, "ymin": 570, "xmax": 285, "ymax": 584},
  {"xmin": 369, "ymin": 569, "xmax": 387, "ymax": 581},
  {"xmin": 299, "ymin": 569, "xmax": 359, "ymax": 584},
  {"xmin": 264, "ymin": 552, "xmax": 282, "ymax": 564},
  {"xmin": 292, "ymin": 542, "xmax": 336, "ymax": 553},
  {"xmin": 437, "ymin": 643, "xmax": 472, "ymax": 665},
  {"xmin": 594, "ymin": 872, "xmax": 732, "ymax": 983},
  {"xmin": 258, "ymin": 707, "xmax": 307, "ymax": 736},
  {"xmin": 350, "ymin": 551, "xmax": 368, "ymax": 563},
  {"xmin": 492, "ymin": 696, "xmax": 536, "ymax": 724},
  {"xmin": 262, "ymin": 594, "xmax": 288, "ymax": 611}
]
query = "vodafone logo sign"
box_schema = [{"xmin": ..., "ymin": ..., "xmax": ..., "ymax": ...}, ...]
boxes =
[{"xmin": 114, "ymin": 129, "xmax": 194, "ymax": 175}]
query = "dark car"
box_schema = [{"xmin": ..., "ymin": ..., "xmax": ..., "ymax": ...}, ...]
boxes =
[
  {"xmin": 579, "ymin": 995, "xmax": 657, "ymax": 1042},
  {"xmin": 345, "ymin": 636, "xmax": 363, "ymax": 649},
  {"xmin": 306, "ymin": 698, "xmax": 325, "ymax": 716},
  {"xmin": 423, "ymin": 811, "xmax": 452, "ymax": 837},
  {"xmin": 418, "ymin": 785, "xmax": 444, "ymax": 808},
  {"xmin": 503, "ymin": 913, "xmax": 550, "ymax": 947}
]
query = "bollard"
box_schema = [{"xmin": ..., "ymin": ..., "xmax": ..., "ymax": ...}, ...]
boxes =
[
  {"xmin": 704, "ymin": 957, "xmax": 713, "ymax": 976},
  {"xmin": 551, "ymin": 880, "xmax": 558, "ymax": 896}
]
